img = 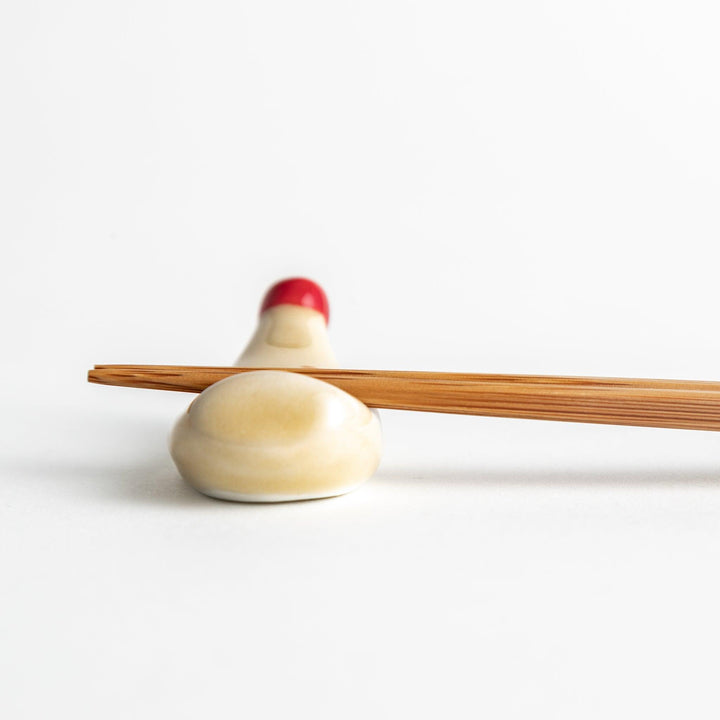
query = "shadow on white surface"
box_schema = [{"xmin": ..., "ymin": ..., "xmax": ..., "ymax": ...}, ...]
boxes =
[
  {"xmin": 0, "ymin": 454, "xmax": 208, "ymax": 507},
  {"xmin": 3, "ymin": 456, "xmax": 719, "ymax": 509},
  {"xmin": 376, "ymin": 466, "xmax": 720, "ymax": 489}
]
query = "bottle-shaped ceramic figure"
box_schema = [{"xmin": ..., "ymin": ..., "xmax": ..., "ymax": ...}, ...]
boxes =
[
  {"xmin": 235, "ymin": 277, "xmax": 337, "ymax": 368},
  {"xmin": 169, "ymin": 278, "xmax": 382, "ymax": 502}
]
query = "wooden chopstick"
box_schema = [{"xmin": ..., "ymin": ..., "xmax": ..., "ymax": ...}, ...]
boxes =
[{"xmin": 88, "ymin": 364, "xmax": 720, "ymax": 432}]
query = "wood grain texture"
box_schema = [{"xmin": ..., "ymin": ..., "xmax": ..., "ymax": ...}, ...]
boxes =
[{"xmin": 88, "ymin": 364, "xmax": 720, "ymax": 431}]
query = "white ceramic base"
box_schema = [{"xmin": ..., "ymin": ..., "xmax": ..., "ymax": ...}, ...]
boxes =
[{"xmin": 193, "ymin": 482, "xmax": 366, "ymax": 504}]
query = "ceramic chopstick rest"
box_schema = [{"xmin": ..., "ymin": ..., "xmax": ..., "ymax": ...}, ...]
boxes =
[
  {"xmin": 169, "ymin": 278, "xmax": 382, "ymax": 502},
  {"xmin": 235, "ymin": 276, "xmax": 337, "ymax": 368}
]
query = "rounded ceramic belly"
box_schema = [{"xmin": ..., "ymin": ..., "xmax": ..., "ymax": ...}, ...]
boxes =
[
  {"xmin": 170, "ymin": 370, "xmax": 382, "ymax": 501},
  {"xmin": 189, "ymin": 371, "xmax": 328, "ymax": 444}
]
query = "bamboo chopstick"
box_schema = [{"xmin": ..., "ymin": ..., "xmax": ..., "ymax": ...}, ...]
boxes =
[{"xmin": 88, "ymin": 364, "xmax": 720, "ymax": 432}]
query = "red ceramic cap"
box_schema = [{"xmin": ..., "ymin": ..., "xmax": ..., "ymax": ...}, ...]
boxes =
[{"xmin": 259, "ymin": 277, "xmax": 330, "ymax": 324}]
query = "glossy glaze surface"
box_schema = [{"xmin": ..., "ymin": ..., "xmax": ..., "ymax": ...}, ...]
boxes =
[{"xmin": 170, "ymin": 371, "xmax": 382, "ymax": 501}]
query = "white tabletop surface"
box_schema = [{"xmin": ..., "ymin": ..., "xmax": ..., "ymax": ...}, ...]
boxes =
[
  {"xmin": 3, "ymin": 380, "xmax": 720, "ymax": 718},
  {"xmin": 2, "ymin": 2, "xmax": 720, "ymax": 717}
]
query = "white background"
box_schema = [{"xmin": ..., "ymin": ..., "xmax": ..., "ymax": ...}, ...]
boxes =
[{"xmin": 2, "ymin": 1, "xmax": 719, "ymax": 717}]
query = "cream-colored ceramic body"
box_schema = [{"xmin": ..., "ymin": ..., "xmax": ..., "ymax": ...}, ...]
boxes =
[
  {"xmin": 170, "ymin": 302, "xmax": 382, "ymax": 502},
  {"xmin": 170, "ymin": 371, "xmax": 382, "ymax": 502},
  {"xmin": 235, "ymin": 305, "xmax": 337, "ymax": 368}
]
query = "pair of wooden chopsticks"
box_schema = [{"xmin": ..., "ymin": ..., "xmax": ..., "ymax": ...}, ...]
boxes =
[{"xmin": 88, "ymin": 364, "xmax": 720, "ymax": 432}]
